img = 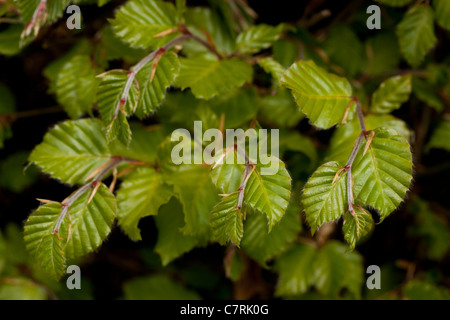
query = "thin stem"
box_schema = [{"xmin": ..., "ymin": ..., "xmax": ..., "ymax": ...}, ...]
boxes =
[
  {"xmin": 52, "ymin": 156, "xmax": 139, "ymax": 233},
  {"xmin": 343, "ymin": 98, "xmax": 369, "ymax": 214}
]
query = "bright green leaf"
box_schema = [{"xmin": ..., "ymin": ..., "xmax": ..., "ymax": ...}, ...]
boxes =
[
  {"xmin": 117, "ymin": 167, "xmax": 173, "ymax": 241},
  {"xmin": 371, "ymin": 75, "xmax": 412, "ymax": 114},
  {"xmin": 29, "ymin": 119, "xmax": 111, "ymax": 185},
  {"xmin": 175, "ymin": 56, "xmax": 253, "ymax": 100},
  {"xmin": 342, "ymin": 207, "xmax": 373, "ymax": 249},
  {"xmin": 236, "ymin": 24, "xmax": 284, "ymax": 54},
  {"xmin": 396, "ymin": 5, "xmax": 437, "ymax": 68},
  {"xmin": 280, "ymin": 60, "xmax": 354, "ymax": 129},
  {"xmin": 210, "ymin": 192, "xmax": 243, "ymax": 246}
]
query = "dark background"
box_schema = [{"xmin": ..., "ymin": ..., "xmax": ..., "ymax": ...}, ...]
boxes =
[{"xmin": 1, "ymin": 0, "xmax": 449, "ymax": 299}]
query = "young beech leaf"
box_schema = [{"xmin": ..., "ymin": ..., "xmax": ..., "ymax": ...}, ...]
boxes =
[
  {"xmin": 396, "ymin": 5, "xmax": 437, "ymax": 68},
  {"xmin": 303, "ymin": 162, "xmax": 348, "ymax": 234},
  {"xmin": 241, "ymin": 194, "xmax": 301, "ymax": 265},
  {"xmin": 29, "ymin": 119, "xmax": 111, "ymax": 185},
  {"xmin": 55, "ymin": 55, "xmax": 98, "ymax": 119},
  {"xmin": 427, "ymin": 120, "xmax": 450, "ymax": 152},
  {"xmin": 244, "ymin": 159, "xmax": 292, "ymax": 231},
  {"xmin": 24, "ymin": 203, "xmax": 68, "ymax": 280},
  {"xmin": 343, "ymin": 207, "xmax": 374, "ymax": 249},
  {"xmin": 327, "ymin": 114, "xmax": 410, "ymax": 165},
  {"xmin": 97, "ymin": 70, "xmax": 140, "ymax": 145},
  {"xmin": 135, "ymin": 51, "xmax": 180, "ymax": 119},
  {"xmin": 280, "ymin": 60, "xmax": 354, "ymax": 129},
  {"xmin": 155, "ymin": 198, "xmax": 200, "ymax": 266},
  {"xmin": 210, "ymin": 192, "xmax": 243, "ymax": 246},
  {"xmin": 352, "ymin": 127, "xmax": 413, "ymax": 222},
  {"xmin": 117, "ymin": 167, "xmax": 173, "ymax": 241},
  {"xmin": 236, "ymin": 24, "xmax": 285, "ymax": 55},
  {"xmin": 175, "ymin": 56, "xmax": 253, "ymax": 100},
  {"xmin": 64, "ymin": 183, "xmax": 117, "ymax": 259},
  {"xmin": 110, "ymin": 0, "xmax": 178, "ymax": 49},
  {"xmin": 370, "ymin": 75, "xmax": 412, "ymax": 114}
]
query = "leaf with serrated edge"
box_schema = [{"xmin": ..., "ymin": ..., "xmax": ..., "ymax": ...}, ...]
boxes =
[
  {"xmin": 175, "ymin": 56, "xmax": 253, "ymax": 100},
  {"xmin": 396, "ymin": 5, "xmax": 437, "ymax": 68},
  {"xmin": 110, "ymin": 0, "xmax": 178, "ymax": 49},
  {"xmin": 280, "ymin": 60, "xmax": 353, "ymax": 129},
  {"xmin": 244, "ymin": 159, "xmax": 291, "ymax": 231},
  {"xmin": 210, "ymin": 192, "xmax": 243, "ymax": 246},
  {"xmin": 29, "ymin": 119, "xmax": 111, "ymax": 185},
  {"xmin": 303, "ymin": 162, "xmax": 348, "ymax": 234},
  {"xmin": 135, "ymin": 51, "xmax": 180, "ymax": 119},
  {"xmin": 117, "ymin": 167, "xmax": 173, "ymax": 241},
  {"xmin": 371, "ymin": 75, "xmax": 412, "ymax": 114},
  {"xmin": 343, "ymin": 207, "xmax": 373, "ymax": 249},
  {"xmin": 55, "ymin": 55, "xmax": 98, "ymax": 119},
  {"xmin": 64, "ymin": 183, "xmax": 116, "ymax": 259},
  {"xmin": 236, "ymin": 24, "xmax": 284, "ymax": 54},
  {"xmin": 24, "ymin": 203, "xmax": 68, "ymax": 280},
  {"xmin": 352, "ymin": 127, "xmax": 413, "ymax": 221}
]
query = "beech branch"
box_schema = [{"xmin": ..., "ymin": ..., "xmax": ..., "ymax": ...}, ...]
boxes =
[
  {"xmin": 342, "ymin": 99, "xmax": 369, "ymax": 215},
  {"xmin": 51, "ymin": 156, "xmax": 147, "ymax": 234}
]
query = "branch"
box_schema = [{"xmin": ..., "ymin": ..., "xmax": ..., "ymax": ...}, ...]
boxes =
[
  {"xmin": 235, "ymin": 144, "xmax": 255, "ymax": 212},
  {"xmin": 342, "ymin": 99, "xmax": 369, "ymax": 214},
  {"xmin": 52, "ymin": 156, "xmax": 147, "ymax": 233}
]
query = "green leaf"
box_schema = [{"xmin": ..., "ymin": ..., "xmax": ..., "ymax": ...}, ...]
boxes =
[
  {"xmin": 327, "ymin": 114, "xmax": 411, "ymax": 164},
  {"xmin": 303, "ymin": 162, "xmax": 348, "ymax": 234},
  {"xmin": 366, "ymin": 32, "xmax": 401, "ymax": 76},
  {"xmin": 376, "ymin": 0, "xmax": 411, "ymax": 6},
  {"xmin": 98, "ymin": 25, "xmax": 146, "ymax": 64},
  {"xmin": 117, "ymin": 167, "xmax": 173, "ymax": 241},
  {"xmin": 209, "ymin": 86, "xmax": 259, "ymax": 128},
  {"xmin": 275, "ymin": 243, "xmax": 317, "ymax": 297},
  {"xmin": 257, "ymin": 57, "xmax": 285, "ymax": 83},
  {"xmin": 184, "ymin": 7, "xmax": 235, "ymax": 55},
  {"xmin": 175, "ymin": 56, "xmax": 253, "ymax": 100},
  {"xmin": 273, "ymin": 39, "xmax": 299, "ymax": 69},
  {"xmin": 55, "ymin": 55, "xmax": 98, "ymax": 119},
  {"xmin": 164, "ymin": 164, "xmax": 220, "ymax": 237},
  {"xmin": 29, "ymin": 119, "xmax": 111, "ymax": 185},
  {"xmin": 0, "ymin": 25, "xmax": 22, "ymax": 56},
  {"xmin": 210, "ymin": 192, "xmax": 243, "ymax": 246},
  {"xmin": 371, "ymin": 75, "xmax": 412, "ymax": 114},
  {"xmin": 245, "ymin": 159, "xmax": 292, "ymax": 231},
  {"xmin": 409, "ymin": 197, "xmax": 450, "ymax": 260},
  {"xmin": 412, "ymin": 78, "xmax": 444, "ymax": 111},
  {"xmin": 352, "ymin": 127, "xmax": 413, "ymax": 221},
  {"xmin": 210, "ymin": 150, "xmax": 244, "ymax": 195},
  {"xmin": 135, "ymin": 51, "xmax": 180, "ymax": 118},
  {"xmin": 342, "ymin": 207, "xmax": 373, "ymax": 249},
  {"xmin": 64, "ymin": 183, "xmax": 116, "ymax": 259},
  {"xmin": 403, "ymin": 280, "xmax": 450, "ymax": 300},
  {"xmin": 396, "ymin": 5, "xmax": 437, "ymax": 68},
  {"xmin": 241, "ymin": 194, "xmax": 301, "ymax": 264},
  {"xmin": 124, "ymin": 275, "xmax": 201, "ymax": 300},
  {"xmin": 433, "ymin": 0, "xmax": 450, "ymax": 30},
  {"xmin": 236, "ymin": 24, "xmax": 284, "ymax": 54},
  {"xmin": 0, "ymin": 277, "xmax": 47, "ymax": 300},
  {"xmin": 24, "ymin": 203, "xmax": 67, "ymax": 280},
  {"xmin": 154, "ymin": 198, "xmax": 200, "ymax": 266},
  {"xmin": 312, "ymin": 241, "xmax": 363, "ymax": 299},
  {"xmin": 110, "ymin": 0, "xmax": 178, "ymax": 49},
  {"xmin": 96, "ymin": 70, "xmax": 139, "ymax": 144},
  {"xmin": 280, "ymin": 60, "xmax": 353, "ymax": 129},
  {"xmin": 324, "ymin": 25, "xmax": 367, "ymax": 76},
  {"xmin": 0, "ymin": 151, "xmax": 39, "ymax": 193},
  {"xmin": 110, "ymin": 123, "xmax": 165, "ymax": 164},
  {"xmin": 427, "ymin": 120, "xmax": 450, "ymax": 152},
  {"xmin": 259, "ymin": 88, "xmax": 304, "ymax": 128}
]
